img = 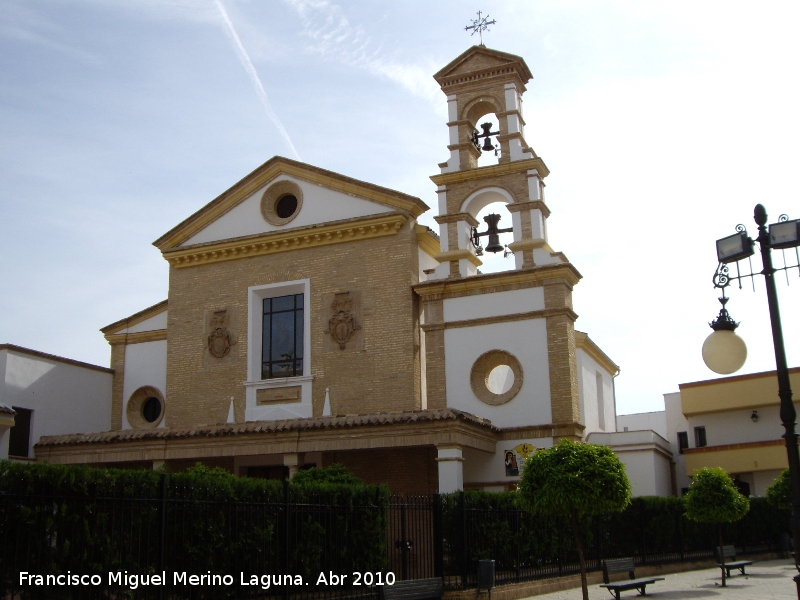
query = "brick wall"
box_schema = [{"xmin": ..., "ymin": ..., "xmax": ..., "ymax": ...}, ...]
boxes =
[
  {"xmin": 323, "ymin": 446, "xmax": 439, "ymax": 494},
  {"xmin": 165, "ymin": 219, "xmax": 422, "ymax": 427}
]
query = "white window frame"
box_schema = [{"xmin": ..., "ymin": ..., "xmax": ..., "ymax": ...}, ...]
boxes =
[{"xmin": 245, "ymin": 279, "xmax": 313, "ymax": 421}]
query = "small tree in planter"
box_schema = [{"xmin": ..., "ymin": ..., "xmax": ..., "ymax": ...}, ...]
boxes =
[
  {"xmin": 683, "ymin": 467, "xmax": 749, "ymax": 587},
  {"xmin": 517, "ymin": 440, "xmax": 632, "ymax": 600}
]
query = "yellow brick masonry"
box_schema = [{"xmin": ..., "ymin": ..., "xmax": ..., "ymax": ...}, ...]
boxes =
[{"xmin": 165, "ymin": 218, "xmax": 422, "ymax": 428}]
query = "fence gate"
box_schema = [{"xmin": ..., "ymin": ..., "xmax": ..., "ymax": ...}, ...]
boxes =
[{"xmin": 387, "ymin": 495, "xmax": 441, "ymax": 581}]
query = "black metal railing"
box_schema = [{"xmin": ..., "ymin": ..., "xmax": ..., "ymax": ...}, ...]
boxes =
[{"xmin": 1, "ymin": 486, "xmax": 789, "ymax": 599}]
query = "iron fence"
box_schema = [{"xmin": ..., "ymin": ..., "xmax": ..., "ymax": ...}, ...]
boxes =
[{"xmin": 2, "ymin": 486, "xmax": 789, "ymax": 599}]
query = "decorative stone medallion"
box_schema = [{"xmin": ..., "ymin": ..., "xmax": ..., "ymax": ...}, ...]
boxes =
[
  {"xmin": 204, "ymin": 308, "xmax": 237, "ymax": 364},
  {"xmin": 323, "ymin": 291, "xmax": 363, "ymax": 351}
]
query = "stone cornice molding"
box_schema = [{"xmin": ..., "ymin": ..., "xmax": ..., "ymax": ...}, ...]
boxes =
[
  {"xmin": 420, "ymin": 307, "xmax": 579, "ymax": 332},
  {"xmin": 499, "ymin": 423, "xmax": 585, "ymax": 440},
  {"xmin": 101, "ymin": 300, "xmax": 168, "ymax": 335},
  {"xmin": 430, "ymin": 157, "xmax": 550, "ymax": 186},
  {"xmin": 414, "ymin": 264, "xmax": 582, "ymax": 299},
  {"xmin": 415, "ymin": 224, "xmax": 441, "ymax": 258},
  {"xmin": 575, "ymin": 331, "xmax": 620, "ymax": 377},
  {"xmin": 104, "ymin": 330, "xmax": 168, "ymax": 346},
  {"xmin": 505, "ymin": 200, "xmax": 551, "ymax": 218},
  {"xmin": 162, "ymin": 213, "xmax": 407, "ymax": 269},
  {"xmin": 433, "ymin": 212, "xmax": 481, "ymax": 227}
]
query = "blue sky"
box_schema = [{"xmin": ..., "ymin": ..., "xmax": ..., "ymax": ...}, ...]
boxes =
[{"xmin": 1, "ymin": 0, "xmax": 798, "ymax": 415}]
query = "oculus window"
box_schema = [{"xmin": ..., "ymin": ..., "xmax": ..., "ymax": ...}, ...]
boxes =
[{"xmin": 262, "ymin": 293, "xmax": 304, "ymax": 379}]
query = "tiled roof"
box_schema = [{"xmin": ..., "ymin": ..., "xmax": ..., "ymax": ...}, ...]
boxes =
[
  {"xmin": 0, "ymin": 404, "xmax": 16, "ymax": 416},
  {"xmin": 36, "ymin": 409, "xmax": 497, "ymax": 447}
]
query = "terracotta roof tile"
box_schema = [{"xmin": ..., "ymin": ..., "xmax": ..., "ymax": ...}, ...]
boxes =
[{"xmin": 36, "ymin": 409, "xmax": 497, "ymax": 447}]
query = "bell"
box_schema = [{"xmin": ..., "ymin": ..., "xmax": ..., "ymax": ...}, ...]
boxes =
[
  {"xmin": 482, "ymin": 136, "xmax": 495, "ymax": 152},
  {"xmin": 483, "ymin": 214, "xmax": 504, "ymax": 253}
]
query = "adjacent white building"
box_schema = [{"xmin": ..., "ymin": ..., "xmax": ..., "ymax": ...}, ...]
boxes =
[{"xmin": 0, "ymin": 344, "xmax": 113, "ymax": 460}]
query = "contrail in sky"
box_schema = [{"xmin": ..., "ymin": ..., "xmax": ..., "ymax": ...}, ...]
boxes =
[{"xmin": 213, "ymin": 0, "xmax": 302, "ymax": 161}]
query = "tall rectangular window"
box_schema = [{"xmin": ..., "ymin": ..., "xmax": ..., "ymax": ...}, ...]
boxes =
[
  {"xmin": 9, "ymin": 407, "xmax": 33, "ymax": 458},
  {"xmin": 694, "ymin": 426, "xmax": 707, "ymax": 448},
  {"xmin": 677, "ymin": 431, "xmax": 689, "ymax": 454},
  {"xmin": 262, "ymin": 293, "xmax": 304, "ymax": 379}
]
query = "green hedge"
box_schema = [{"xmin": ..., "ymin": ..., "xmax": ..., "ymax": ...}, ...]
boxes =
[
  {"xmin": 0, "ymin": 461, "xmax": 388, "ymax": 599},
  {"xmin": 439, "ymin": 491, "xmax": 789, "ymax": 580}
]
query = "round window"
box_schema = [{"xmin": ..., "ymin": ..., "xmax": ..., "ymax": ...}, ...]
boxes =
[
  {"xmin": 276, "ymin": 194, "xmax": 298, "ymax": 219},
  {"xmin": 470, "ymin": 350, "xmax": 523, "ymax": 406},
  {"xmin": 142, "ymin": 397, "xmax": 162, "ymax": 423},
  {"xmin": 261, "ymin": 181, "xmax": 303, "ymax": 226}
]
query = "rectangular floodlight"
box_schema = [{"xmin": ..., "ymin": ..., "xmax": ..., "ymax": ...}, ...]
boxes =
[
  {"xmin": 716, "ymin": 231, "xmax": 754, "ymax": 264},
  {"xmin": 769, "ymin": 219, "xmax": 800, "ymax": 250}
]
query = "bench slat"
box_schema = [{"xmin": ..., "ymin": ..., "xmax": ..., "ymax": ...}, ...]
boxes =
[{"xmin": 382, "ymin": 578, "xmax": 443, "ymax": 600}]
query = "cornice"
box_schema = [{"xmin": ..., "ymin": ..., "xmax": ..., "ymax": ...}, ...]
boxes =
[
  {"xmin": 434, "ymin": 212, "xmax": 480, "ymax": 226},
  {"xmin": 434, "ymin": 249, "xmax": 483, "ymax": 267},
  {"xmin": 163, "ymin": 213, "xmax": 407, "ymax": 269},
  {"xmin": 101, "ymin": 299, "xmax": 168, "ymax": 335},
  {"xmin": 430, "ymin": 158, "xmax": 549, "ymax": 186},
  {"xmin": 154, "ymin": 157, "xmax": 428, "ymax": 251},
  {"xmin": 415, "ymin": 224, "xmax": 441, "ymax": 259},
  {"xmin": 414, "ymin": 264, "xmax": 582, "ymax": 298},
  {"xmin": 421, "ymin": 307, "xmax": 578, "ymax": 332},
  {"xmin": 506, "ymin": 239, "xmax": 552, "ymax": 253},
  {"xmin": 499, "ymin": 422, "xmax": 585, "ymax": 441},
  {"xmin": 575, "ymin": 331, "xmax": 620, "ymax": 377},
  {"xmin": 104, "ymin": 330, "xmax": 168, "ymax": 346}
]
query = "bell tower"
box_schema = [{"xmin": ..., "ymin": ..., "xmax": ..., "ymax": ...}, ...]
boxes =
[
  {"xmin": 415, "ymin": 46, "xmax": 585, "ymax": 449},
  {"xmin": 429, "ymin": 46, "xmax": 566, "ymax": 279}
]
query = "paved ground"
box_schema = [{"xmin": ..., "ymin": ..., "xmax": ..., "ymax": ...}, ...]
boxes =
[{"xmin": 525, "ymin": 559, "xmax": 799, "ymax": 599}]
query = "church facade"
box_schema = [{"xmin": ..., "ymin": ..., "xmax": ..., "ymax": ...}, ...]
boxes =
[{"xmin": 35, "ymin": 46, "xmax": 620, "ymax": 494}]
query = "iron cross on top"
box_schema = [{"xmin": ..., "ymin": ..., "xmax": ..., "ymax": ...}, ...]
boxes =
[{"xmin": 464, "ymin": 11, "xmax": 496, "ymax": 45}]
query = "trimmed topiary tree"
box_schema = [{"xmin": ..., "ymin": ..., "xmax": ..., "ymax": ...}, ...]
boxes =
[
  {"xmin": 683, "ymin": 467, "xmax": 749, "ymax": 587},
  {"xmin": 766, "ymin": 468, "xmax": 791, "ymax": 510},
  {"xmin": 517, "ymin": 440, "xmax": 632, "ymax": 600}
]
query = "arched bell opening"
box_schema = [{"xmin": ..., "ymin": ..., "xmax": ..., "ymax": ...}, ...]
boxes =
[
  {"xmin": 476, "ymin": 114, "xmax": 501, "ymax": 168},
  {"xmin": 461, "ymin": 188, "xmax": 517, "ymax": 274},
  {"xmin": 462, "ymin": 98, "xmax": 505, "ymax": 169}
]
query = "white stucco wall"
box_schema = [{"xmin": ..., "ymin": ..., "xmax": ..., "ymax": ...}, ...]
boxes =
[
  {"xmin": 617, "ymin": 411, "xmax": 668, "ymax": 438},
  {"xmin": 121, "ymin": 340, "xmax": 168, "ymax": 429},
  {"xmin": 0, "ymin": 348, "xmax": 112, "ymax": 458},
  {"xmin": 663, "ymin": 392, "xmax": 690, "ymax": 493},
  {"xmin": 444, "ymin": 320, "xmax": 551, "ymax": 428},
  {"xmin": 443, "ymin": 287, "xmax": 544, "ymax": 322},
  {"xmin": 685, "ymin": 405, "xmax": 788, "ymax": 448},
  {"xmin": 588, "ymin": 430, "xmax": 673, "ymax": 497},
  {"xmin": 576, "ymin": 348, "xmax": 617, "ymax": 435},
  {"xmin": 463, "ymin": 437, "xmax": 554, "ymax": 487},
  {"xmin": 181, "ymin": 176, "xmax": 393, "ymax": 246},
  {"xmin": 418, "ymin": 249, "xmax": 439, "ymax": 281}
]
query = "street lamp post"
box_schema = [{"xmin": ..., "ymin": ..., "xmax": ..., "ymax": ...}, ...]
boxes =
[{"xmin": 703, "ymin": 204, "xmax": 800, "ymax": 592}]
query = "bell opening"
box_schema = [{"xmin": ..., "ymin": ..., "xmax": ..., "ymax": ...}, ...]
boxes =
[{"xmin": 476, "ymin": 113, "xmax": 500, "ymax": 168}]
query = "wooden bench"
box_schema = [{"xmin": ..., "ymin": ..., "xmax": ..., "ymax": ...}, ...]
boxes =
[
  {"xmin": 381, "ymin": 578, "xmax": 444, "ymax": 600},
  {"xmin": 600, "ymin": 558, "xmax": 664, "ymax": 599},
  {"xmin": 715, "ymin": 545, "xmax": 754, "ymax": 577}
]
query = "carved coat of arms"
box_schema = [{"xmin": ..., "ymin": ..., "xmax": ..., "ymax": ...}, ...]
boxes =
[
  {"xmin": 325, "ymin": 294, "xmax": 361, "ymax": 350},
  {"xmin": 207, "ymin": 310, "xmax": 236, "ymax": 358}
]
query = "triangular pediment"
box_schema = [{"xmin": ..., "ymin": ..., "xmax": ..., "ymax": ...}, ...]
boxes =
[
  {"xmin": 154, "ymin": 157, "xmax": 428, "ymax": 251},
  {"xmin": 434, "ymin": 46, "xmax": 532, "ymax": 85}
]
